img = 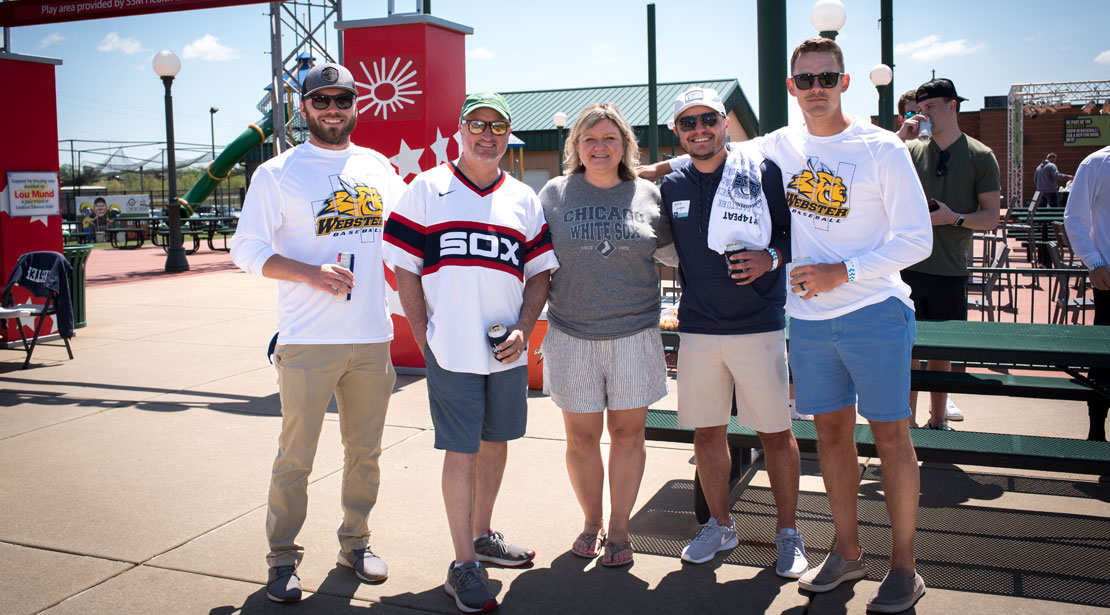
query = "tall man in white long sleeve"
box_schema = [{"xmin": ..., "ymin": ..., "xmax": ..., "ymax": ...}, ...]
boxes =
[
  {"xmin": 761, "ymin": 38, "xmax": 933, "ymax": 613},
  {"xmin": 229, "ymin": 63, "xmax": 407, "ymax": 603},
  {"xmin": 1064, "ymin": 144, "xmax": 1110, "ymax": 441}
]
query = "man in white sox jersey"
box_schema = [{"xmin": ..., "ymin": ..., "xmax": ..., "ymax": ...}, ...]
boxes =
[
  {"xmin": 763, "ymin": 38, "xmax": 933, "ymax": 612},
  {"xmin": 230, "ymin": 63, "xmax": 407, "ymax": 603},
  {"xmin": 384, "ymin": 92, "xmax": 558, "ymax": 614}
]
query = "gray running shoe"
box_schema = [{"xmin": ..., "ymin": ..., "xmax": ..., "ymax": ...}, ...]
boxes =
[
  {"xmin": 444, "ymin": 561, "xmax": 497, "ymax": 613},
  {"xmin": 338, "ymin": 547, "xmax": 388, "ymax": 582},
  {"xmin": 925, "ymin": 420, "xmax": 954, "ymax": 431},
  {"xmin": 474, "ymin": 530, "xmax": 535, "ymax": 567},
  {"xmin": 680, "ymin": 517, "xmax": 739, "ymax": 564},
  {"xmin": 799, "ymin": 551, "xmax": 867, "ymax": 592},
  {"xmin": 774, "ymin": 527, "xmax": 809, "ymax": 578},
  {"xmin": 867, "ymin": 569, "xmax": 925, "ymax": 613},
  {"xmin": 266, "ymin": 565, "xmax": 302, "ymax": 603}
]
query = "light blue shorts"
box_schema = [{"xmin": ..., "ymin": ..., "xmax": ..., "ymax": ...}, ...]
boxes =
[{"xmin": 789, "ymin": 297, "xmax": 915, "ymax": 422}]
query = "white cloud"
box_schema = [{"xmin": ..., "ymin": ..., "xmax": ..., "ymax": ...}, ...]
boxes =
[
  {"xmin": 590, "ymin": 44, "xmax": 617, "ymax": 65},
  {"xmin": 1025, "ymin": 31, "xmax": 1045, "ymax": 43},
  {"xmin": 894, "ymin": 35, "xmax": 985, "ymax": 61},
  {"xmin": 1095, "ymin": 50, "xmax": 1110, "ymax": 64},
  {"xmin": 36, "ymin": 33, "xmax": 68, "ymax": 50},
  {"xmin": 182, "ymin": 34, "xmax": 241, "ymax": 61},
  {"xmin": 98, "ymin": 32, "xmax": 143, "ymax": 54},
  {"xmin": 467, "ymin": 47, "xmax": 495, "ymax": 60}
]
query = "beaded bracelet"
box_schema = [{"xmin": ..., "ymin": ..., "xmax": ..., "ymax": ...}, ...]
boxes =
[{"xmin": 766, "ymin": 247, "xmax": 779, "ymax": 271}]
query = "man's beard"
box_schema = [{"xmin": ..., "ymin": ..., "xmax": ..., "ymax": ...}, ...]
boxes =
[{"xmin": 307, "ymin": 112, "xmax": 356, "ymax": 146}]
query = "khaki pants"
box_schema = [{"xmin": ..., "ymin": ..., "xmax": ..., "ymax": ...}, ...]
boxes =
[{"xmin": 267, "ymin": 342, "xmax": 395, "ymax": 567}]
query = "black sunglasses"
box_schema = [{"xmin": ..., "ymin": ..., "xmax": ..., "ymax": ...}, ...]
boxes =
[
  {"xmin": 936, "ymin": 150, "xmax": 951, "ymax": 177},
  {"xmin": 462, "ymin": 119, "xmax": 510, "ymax": 136},
  {"xmin": 792, "ymin": 72, "xmax": 842, "ymax": 90},
  {"xmin": 676, "ymin": 112, "xmax": 723, "ymax": 132},
  {"xmin": 309, "ymin": 94, "xmax": 355, "ymax": 110}
]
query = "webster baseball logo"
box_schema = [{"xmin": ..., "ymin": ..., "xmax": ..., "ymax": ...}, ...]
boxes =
[
  {"xmin": 786, "ymin": 159, "xmax": 852, "ymax": 222},
  {"xmin": 314, "ymin": 176, "xmax": 384, "ymax": 237}
]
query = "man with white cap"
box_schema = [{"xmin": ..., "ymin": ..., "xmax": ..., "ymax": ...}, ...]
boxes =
[
  {"xmin": 230, "ymin": 61, "xmax": 407, "ymax": 602},
  {"xmin": 657, "ymin": 87, "xmax": 807, "ymax": 576}
]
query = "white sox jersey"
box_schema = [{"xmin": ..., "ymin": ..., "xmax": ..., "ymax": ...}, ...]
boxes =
[{"xmin": 383, "ymin": 163, "xmax": 559, "ymax": 375}]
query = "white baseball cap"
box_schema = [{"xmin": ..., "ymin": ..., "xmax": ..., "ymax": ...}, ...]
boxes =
[{"xmin": 673, "ymin": 87, "xmax": 726, "ymax": 120}]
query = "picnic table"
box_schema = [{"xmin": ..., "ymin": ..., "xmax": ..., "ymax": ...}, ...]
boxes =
[
  {"xmin": 111, "ymin": 215, "xmax": 238, "ymax": 253},
  {"xmin": 651, "ymin": 318, "xmax": 1110, "ymax": 521}
]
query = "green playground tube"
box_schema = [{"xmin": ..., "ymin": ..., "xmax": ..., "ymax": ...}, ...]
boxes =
[{"xmin": 180, "ymin": 115, "xmax": 274, "ymax": 216}]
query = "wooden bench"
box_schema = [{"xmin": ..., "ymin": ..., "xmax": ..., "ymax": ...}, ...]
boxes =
[{"xmin": 644, "ymin": 408, "xmax": 1110, "ymax": 523}]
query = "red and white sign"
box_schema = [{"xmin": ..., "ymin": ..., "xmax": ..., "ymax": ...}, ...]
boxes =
[{"xmin": 0, "ymin": 0, "xmax": 270, "ymax": 27}]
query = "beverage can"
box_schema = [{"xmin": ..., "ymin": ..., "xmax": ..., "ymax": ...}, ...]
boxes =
[
  {"xmin": 335, "ymin": 252, "xmax": 354, "ymax": 301},
  {"xmin": 724, "ymin": 241, "xmax": 746, "ymax": 282},
  {"xmin": 791, "ymin": 256, "xmax": 813, "ymax": 294},
  {"xmin": 917, "ymin": 115, "xmax": 932, "ymax": 141},
  {"xmin": 487, "ymin": 323, "xmax": 510, "ymax": 353}
]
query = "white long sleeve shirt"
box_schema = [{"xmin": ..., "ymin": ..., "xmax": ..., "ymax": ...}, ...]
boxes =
[
  {"xmin": 1064, "ymin": 145, "xmax": 1110, "ymax": 270},
  {"xmin": 758, "ymin": 119, "xmax": 933, "ymax": 320},
  {"xmin": 230, "ymin": 142, "xmax": 407, "ymax": 344}
]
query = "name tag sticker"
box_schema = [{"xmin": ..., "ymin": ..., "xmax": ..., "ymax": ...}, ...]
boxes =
[{"xmin": 672, "ymin": 200, "xmax": 690, "ymax": 218}]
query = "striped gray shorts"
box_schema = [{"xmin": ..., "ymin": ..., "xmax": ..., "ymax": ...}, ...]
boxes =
[{"xmin": 541, "ymin": 325, "xmax": 669, "ymax": 413}]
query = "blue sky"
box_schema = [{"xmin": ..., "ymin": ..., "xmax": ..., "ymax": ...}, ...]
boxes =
[{"xmin": 8, "ymin": 0, "xmax": 1110, "ymax": 169}]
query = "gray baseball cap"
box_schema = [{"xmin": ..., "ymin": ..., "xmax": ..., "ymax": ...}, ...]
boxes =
[{"xmin": 302, "ymin": 62, "xmax": 357, "ymax": 97}]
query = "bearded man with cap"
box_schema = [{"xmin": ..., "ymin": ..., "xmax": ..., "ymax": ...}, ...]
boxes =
[
  {"xmin": 898, "ymin": 78, "xmax": 1001, "ymax": 430},
  {"xmin": 654, "ymin": 87, "xmax": 807, "ymax": 576},
  {"xmin": 230, "ymin": 62, "xmax": 408, "ymax": 602},
  {"xmin": 385, "ymin": 91, "xmax": 558, "ymax": 613}
]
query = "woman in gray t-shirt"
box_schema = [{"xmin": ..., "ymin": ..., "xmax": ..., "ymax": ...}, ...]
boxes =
[{"xmin": 538, "ymin": 103, "xmax": 672, "ymax": 568}]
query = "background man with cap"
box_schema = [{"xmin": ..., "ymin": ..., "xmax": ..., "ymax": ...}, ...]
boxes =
[
  {"xmin": 230, "ymin": 62, "xmax": 407, "ymax": 603},
  {"xmin": 898, "ymin": 78, "xmax": 1001, "ymax": 430},
  {"xmin": 655, "ymin": 87, "xmax": 807, "ymax": 577},
  {"xmin": 1035, "ymin": 152, "xmax": 1073, "ymax": 208},
  {"xmin": 384, "ymin": 91, "xmax": 558, "ymax": 613}
]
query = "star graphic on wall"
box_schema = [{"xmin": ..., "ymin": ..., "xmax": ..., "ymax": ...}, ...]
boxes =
[
  {"xmin": 430, "ymin": 128, "xmax": 451, "ymax": 166},
  {"xmin": 390, "ymin": 139, "xmax": 425, "ymax": 179}
]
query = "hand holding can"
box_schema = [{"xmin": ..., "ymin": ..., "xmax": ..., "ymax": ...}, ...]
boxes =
[
  {"xmin": 791, "ymin": 256, "xmax": 813, "ymax": 294},
  {"xmin": 724, "ymin": 241, "xmax": 746, "ymax": 284},
  {"xmin": 334, "ymin": 252, "xmax": 355, "ymax": 301}
]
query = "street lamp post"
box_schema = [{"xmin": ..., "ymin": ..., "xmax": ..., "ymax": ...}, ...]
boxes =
[
  {"xmin": 153, "ymin": 50, "xmax": 189, "ymax": 272},
  {"xmin": 870, "ymin": 64, "xmax": 894, "ymax": 130},
  {"xmin": 553, "ymin": 111, "xmax": 568, "ymax": 176},
  {"xmin": 810, "ymin": 0, "xmax": 847, "ymax": 40},
  {"xmin": 210, "ymin": 106, "xmax": 219, "ymax": 209}
]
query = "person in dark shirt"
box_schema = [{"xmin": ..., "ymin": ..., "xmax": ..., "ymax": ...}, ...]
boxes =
[{"xmin": 657, "ymin": 87, "xmax": 807, "ymax": 578}]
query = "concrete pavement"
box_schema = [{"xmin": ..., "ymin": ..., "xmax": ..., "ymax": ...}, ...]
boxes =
[{"xmin": 1, "ymin": 263, "xmax": 1107, "ymax": 614}]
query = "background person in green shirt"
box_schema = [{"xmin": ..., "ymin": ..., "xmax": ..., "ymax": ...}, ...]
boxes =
[{"xmin": 898, "ymin": 78, "xmax": 1002, "ymax": 430}]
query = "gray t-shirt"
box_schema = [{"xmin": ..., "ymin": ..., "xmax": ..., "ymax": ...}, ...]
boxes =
[{"xmin": 539, "ymin": 174, "xmax": 672, "ymax": 340}]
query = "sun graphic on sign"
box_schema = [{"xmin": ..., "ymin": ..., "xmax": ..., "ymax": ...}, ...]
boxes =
[{"xmin": 355, "ymin": 57, "xmax": 423, "ymax": 120}]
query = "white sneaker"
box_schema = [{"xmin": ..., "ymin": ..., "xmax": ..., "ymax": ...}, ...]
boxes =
[
  {"xmin": 945, "ymin": 398, "xmax": 964, "ymax": 421},
  {"xmin": 788, "ymin": 399, "xmax": 813, "ymax": 421},
  {"xmin": 680, "ymin": 517, "xmax": 738, "ymax": 564},
  {"xmin": 774, "ymin": 527, "xmax": 808, "ymax": 578}
]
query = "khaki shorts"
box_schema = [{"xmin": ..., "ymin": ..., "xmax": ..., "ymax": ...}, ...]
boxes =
[{"xmin": 676, "ymin": 330, "xmax": 790, "ymax": 433}]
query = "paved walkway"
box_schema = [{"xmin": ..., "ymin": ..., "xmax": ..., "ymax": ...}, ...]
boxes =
[{"xmin": 0, "ymin": 256, "xmax": 1107, "ymax": 614}]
